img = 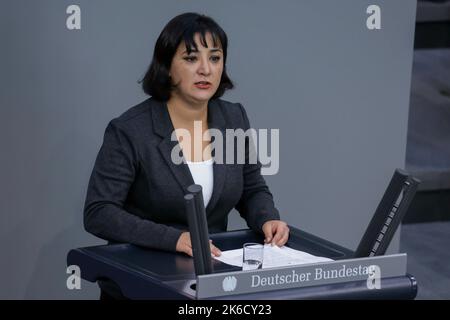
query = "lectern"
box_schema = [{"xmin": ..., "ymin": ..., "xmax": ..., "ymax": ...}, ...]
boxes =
[
  {"xmin": 67, "ymin": 226, "xmax": 417, "ymax": 299},
  {"xmin": 68, "ymin": 169, "xmax": 419, "ymax": 299}
]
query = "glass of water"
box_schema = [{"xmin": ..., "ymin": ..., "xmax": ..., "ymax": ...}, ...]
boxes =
[{"xmin": 242, "ymin": 243, "xmax": 264, "ymax": 271}]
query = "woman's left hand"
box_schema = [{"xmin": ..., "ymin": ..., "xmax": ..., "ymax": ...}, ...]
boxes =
[{"xmin": 262, "ymin": 220, "xmax": 290, "ymax": 247}]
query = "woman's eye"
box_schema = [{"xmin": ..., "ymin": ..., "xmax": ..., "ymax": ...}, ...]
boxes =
[
  {"xmin": 211, "ymin": 56, "xmax": 221, "ymax": 62},
  {"xmin": 184, "ymin": 56, "xmax": 197, "ymax": 62}
]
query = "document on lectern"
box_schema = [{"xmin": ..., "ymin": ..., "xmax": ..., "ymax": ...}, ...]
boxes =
[{"xmin": 213, "ymin": 244, "xmax": 333, "ymax": 268}]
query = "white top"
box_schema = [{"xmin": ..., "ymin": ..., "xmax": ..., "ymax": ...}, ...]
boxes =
[{"xmin": 186, "ymin": 158, "xmax": 214, "ymax": 207}]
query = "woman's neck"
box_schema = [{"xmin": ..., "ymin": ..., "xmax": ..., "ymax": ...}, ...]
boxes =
[
  {"xmin": 166, "ymin": 95, "xmax": 208, "ymax": 129},
  {"xmin": 166, "ymin": 95, "xmax": 212, "ymax": 162}
]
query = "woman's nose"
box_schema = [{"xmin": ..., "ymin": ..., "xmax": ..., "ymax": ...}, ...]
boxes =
[{"xmin": 197, "ymin": 57, "xmax": 211, "ymax": 75}]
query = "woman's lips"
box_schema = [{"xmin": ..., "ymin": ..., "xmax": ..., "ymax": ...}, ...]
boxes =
[{"xmin": 195, "ymin": 81, "xmax": 211, "ymax": 89}]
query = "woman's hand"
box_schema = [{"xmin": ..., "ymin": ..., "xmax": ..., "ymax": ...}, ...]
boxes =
[
  {"xmin": 176, "ymin": 232, "xmax": 222, "ymax": 257},
  {"xmin": 262, "ymin": 220, "xmax": 290, "ymax": 247}
]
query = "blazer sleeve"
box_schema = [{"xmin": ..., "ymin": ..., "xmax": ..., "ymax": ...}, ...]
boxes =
[
  {"xmin": 234, "ymin": 103, "xmax": 281, "ymax": 232},
  {"xmin": 83, "ymin": 120, "xmax": 183, "ymax": 252}
]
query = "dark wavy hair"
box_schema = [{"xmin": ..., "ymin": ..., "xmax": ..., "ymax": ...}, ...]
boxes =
[{"xmin": 140, "ymin": 12, "xmax": 234, "ymax": 101}]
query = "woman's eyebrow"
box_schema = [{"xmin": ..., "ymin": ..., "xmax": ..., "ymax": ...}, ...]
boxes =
[
  {"xmin": 182, "ymin": 48, "xmax": 222, "ymax": 54},
  {"xmin": 182, "ymin": 49, "xmax": 197, "ymax": 54}
]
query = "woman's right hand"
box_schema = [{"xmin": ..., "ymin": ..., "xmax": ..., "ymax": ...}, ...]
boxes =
[{"xmin": 176, "ymin": 232, "xmax": 222, "ymax": 257}]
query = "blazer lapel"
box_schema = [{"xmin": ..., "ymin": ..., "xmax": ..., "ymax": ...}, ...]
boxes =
[
  {"xmin": 152, "ymin": 99, "xmax": 194, "ymax": 193},
  {"xmin": 151, "ymin": 98, "xmax": 228, "ymax": 214},
  {"xmin": 158, "ymin": 139, "xmax": 195, "ymax": 192},
  {"xmin": 205, "ymin": 99, "xmax": 228, "ymax": 216}
]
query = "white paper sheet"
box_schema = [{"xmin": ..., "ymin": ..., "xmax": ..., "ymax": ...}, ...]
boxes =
[{"xmin": 213, "ymin": 244, "xmax": 333, "ymax": 269}]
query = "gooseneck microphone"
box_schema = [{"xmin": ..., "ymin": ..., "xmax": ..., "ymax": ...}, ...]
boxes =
[{"xmin": 184, "ymin": 184, "xmax": 213, "ymax": 275}]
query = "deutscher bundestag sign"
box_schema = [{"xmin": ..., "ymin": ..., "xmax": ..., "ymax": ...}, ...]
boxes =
[{"xmin": 195, "ymin": 254, "xmax": 407, "ymax": 299}]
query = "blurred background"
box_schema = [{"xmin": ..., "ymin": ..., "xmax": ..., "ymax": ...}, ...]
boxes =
[{"xmin": 401, "ymin": 0, "xmax": 450, "ymax": 299}]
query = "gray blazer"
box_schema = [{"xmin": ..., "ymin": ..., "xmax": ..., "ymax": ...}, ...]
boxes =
[{"xmin": 84, "ymin": 97, "xmax": 280, "ymax": 252}]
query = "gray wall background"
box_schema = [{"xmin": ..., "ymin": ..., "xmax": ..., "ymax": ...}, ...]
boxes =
[{"xmin": 0, "ymin": 0, "xmax": 417, "ymax": 299}]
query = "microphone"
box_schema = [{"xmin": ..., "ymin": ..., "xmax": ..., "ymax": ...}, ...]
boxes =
[{"xmin": 184, "ymin": 184, "xmax": 213, "ymax": 275}]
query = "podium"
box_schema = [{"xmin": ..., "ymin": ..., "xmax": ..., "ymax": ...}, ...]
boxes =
[{"xmin": 67, "ymin": 226, "xmax": 417, "ymax": 299}]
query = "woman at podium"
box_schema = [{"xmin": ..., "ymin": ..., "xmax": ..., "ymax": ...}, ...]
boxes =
[{"xmin": 83, "ymin": 12, "xmax": 289, "ymax": 299}]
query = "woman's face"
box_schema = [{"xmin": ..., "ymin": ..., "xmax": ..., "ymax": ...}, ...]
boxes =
[{"xmin": 169, "ymin": 32, "xmax": 224, "ymax": 104}]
